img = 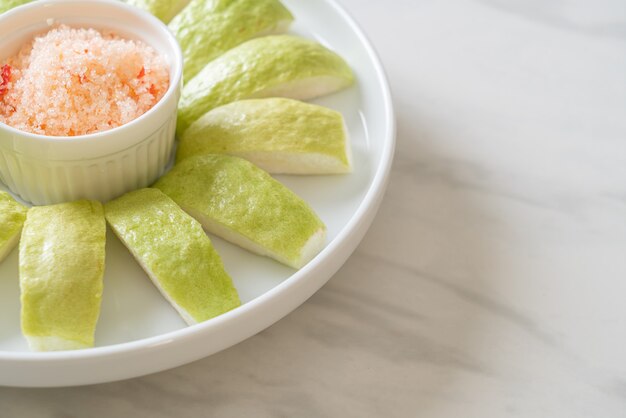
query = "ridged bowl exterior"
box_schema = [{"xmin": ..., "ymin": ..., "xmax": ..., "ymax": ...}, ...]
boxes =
[
  {"xmin": 0, "ymin": 0, "xmax": 183, "ymax": 205},
  {"xmin": 0, "ymin": 115, "xmax": 176, "ymax": 205}
]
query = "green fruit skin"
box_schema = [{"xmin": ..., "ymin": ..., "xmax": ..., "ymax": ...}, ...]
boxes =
[
  {"xmin": 177, "ymin": 35, "xmax": 354, "ymax": 136},
  {"xmin": 122, "ymin": 0, "xmax": 189, "ymax": 23},
  {"xmin": 177, "ymin": 98, "xmax": 350, "ymax": 170},
  {"xmin": 20, "ymin": 200, "xmax": 106, "ymax": 349},
  {"xmin": 0, "ymin": 0, "xmax": 31, "ymax": 14},
  {"xmin": 105, "ymin": 188, "xmax": 240, "ymax": 323},
  {"xmin": 154, "ymin": 154, "xmax": 326, "ymax": 268},
  {"xmin": 0, "ymin": 191, "xmax": 27, "ymax": 259},
  {"xmin": 170, "ymin": 0, "xmax": 293, "ymax": 82}
]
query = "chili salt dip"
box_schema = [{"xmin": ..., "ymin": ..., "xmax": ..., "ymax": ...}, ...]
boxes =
[{"xmin": 0, "ymin": 25, "xmax": 169, "ymax": 137}]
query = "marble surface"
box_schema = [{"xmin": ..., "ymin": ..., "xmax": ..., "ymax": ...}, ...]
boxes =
[{"xmin": 2, "ymin": 0, "xmax": 626, "ymax": 416}]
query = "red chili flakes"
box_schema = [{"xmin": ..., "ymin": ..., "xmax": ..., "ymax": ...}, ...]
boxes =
[
  {"xmin": 74, "ymin": 73, "xmax": 89, "ymax": 84},
  {"xmin": 0, "ymin": 64, "xmax": 11, "ymax": 96},
  {"xmin": 137, "ymin": 66, "xmax": 145, "ymax": 78},
  {"xmin": 149, "ymin": 84, "xmax": 157, "ymax": 96}
]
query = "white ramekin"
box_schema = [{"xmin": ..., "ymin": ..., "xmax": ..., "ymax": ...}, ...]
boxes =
[{"xmin": 0, "ymin": 0, "xmax": 183, "ymax": 205}]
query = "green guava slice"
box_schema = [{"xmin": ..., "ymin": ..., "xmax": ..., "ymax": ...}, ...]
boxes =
[
  {"xmin": 105, "ymin": 188, "xmax": 240, "ymax": 325},
  {"xmin": 169, "ymin": 0, "xmax": 293, "ymax": 82},
  {"xmin": 0, "ymin": 191, "xmax": 28, "ymax": 263},
  {"xmin": 154, "ymin": 154, "xmax": 327, "ymax": 269},
  {"xmin": 177, "ymin": 35, "xmax": 354, "ymax": 136},
  {"xmin": 0, "ymin": 0, "xmax": 31, "ymax": 14},
  {"xmin": 177, "ymin": 98, "xmax": 352, "ymax": 174},
  {"xmin": 20, "ymin": 200, "xmax": 106, "ymax": 351},
  {"xmin": 123, "ymin": 0, "xmax": 190, "ymax": 23}
]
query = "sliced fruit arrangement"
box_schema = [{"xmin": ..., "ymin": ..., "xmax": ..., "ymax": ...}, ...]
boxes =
[
  {"xmin": 0, "ymin": 190, "xmax": 27, "ymax": 263},
  {"xmin": 177, "ymin": 35, "xmax": 354, "ymax": 135},
  {"xmin": 0, "ymin": 0, "xmax": 31, "ymax": 14},
  {"xmin": 155, "ymin": 155, "xmax": 327, "ymax": 269},
  {"xmin": 170, "ymin": 0, "xmax": 293, "ymax": 82},
  {"xmin": 0, "ymin": 0, "xmax": 357, "ymax": 351},
  {"xmin": 123, "ymin": 0, "xmax": 190, "ymax": 23},
  {"xmin": 19, "ymin": 200, "xmax": 106, "ymax": 351},
  {"xmin": 177, "ymin": 98, "xmax": 352, "ymax": 174},
  {"xmin": 105, "ymin": 188, "xmax": 240, "ymax": 325}
]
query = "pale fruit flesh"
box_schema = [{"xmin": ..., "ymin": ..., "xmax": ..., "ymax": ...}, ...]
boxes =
[
  {"xmin": 105, "ymin": 188, "xmax": 240, "ymax": 325},
  {"xmin": 177, "ymin": 35, "xmax": 354, "ymax": 135},
  {"xmin": 154, "ymin": 154, "xmax": 327, "ymax": 269},
  {"xmin": 169, "ymin": 0, "xmax": 294, "ymax": 81},
  {"xmin": 177, "ymin": 98, "xmax": 352, "ymax": 174}
]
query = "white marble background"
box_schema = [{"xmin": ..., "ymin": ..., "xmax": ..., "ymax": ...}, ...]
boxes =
[{"xmin": 2, "ymin": 0, "xmax": 626, "ymax": 416}]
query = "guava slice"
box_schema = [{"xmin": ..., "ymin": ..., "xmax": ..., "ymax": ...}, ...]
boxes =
[
  {"xmin": 154, "ymin": 155, "xmax": 326, "ymax": 269},
  {"xmin": 105, "ymin": 188, "xmax": 240, "ymax": 325},
  {"xmin": 177, "ymin": 98, "xmax": 352, "ymax": 174},
  {"xmin": 0, "ymin": 191, "xmax": 27, "ymax": 263},
  {"xmin": 0, "ymin": 0, "xmax": 31, "ymax": 14},
  {"xmin": 177, "ymin": 35, "xmax": 354, "ymax": 136},
  {"xmin": 169, "ymin": 0, "xmax": 293, "ymax": 82},
  {"xmin": 123, "ymin": 0, "xmax": 190, "ymax": 23},
  {"xmin": 19, "ymin": 200, "xmax": 106, "ymax": 351}
]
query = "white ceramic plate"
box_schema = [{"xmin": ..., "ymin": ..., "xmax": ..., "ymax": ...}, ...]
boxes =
[{"xmin": 0, "ymin": 0, "xmax": 394, "ymax": 387}]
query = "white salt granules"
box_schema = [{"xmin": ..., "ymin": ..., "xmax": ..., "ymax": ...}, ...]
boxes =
[{"xmin": 0, "ymin": 25, "xmax": 169, "ymax": 137}]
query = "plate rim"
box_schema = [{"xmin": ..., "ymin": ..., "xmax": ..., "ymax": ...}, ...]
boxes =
[{"xmin": 0, "ymin": 0, "xmax": 396, "ymax": 384}]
